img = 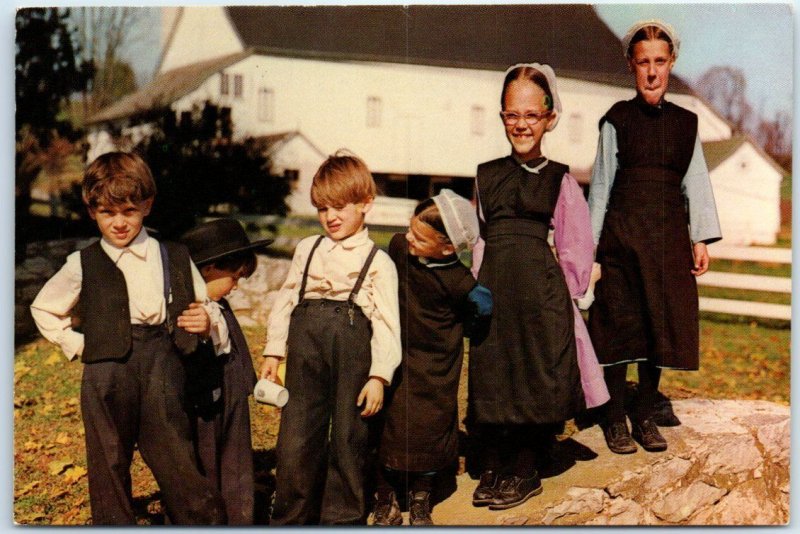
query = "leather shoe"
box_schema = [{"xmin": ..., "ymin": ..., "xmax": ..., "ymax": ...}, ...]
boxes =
[
  {"xmin": 602, "ymin": 421, "xmax": 638, "ymax": 454},
  {"xmin": 487, "ymin": 474, "xmax": 543, "ymax": 510},
  {"xmin": 472, "ymin": 470, "xmax": 500, "ymax": 506},
  {"xmin": 631, "ymin": 418, "xmax": 668, "ymax": 451},
  {"xmin": 408, "ymin": 491, "xmax": 433, "ymax": 526},
  {"xmin": 372, "ymin": 491, "xmax": 402, "ymax": 526}
]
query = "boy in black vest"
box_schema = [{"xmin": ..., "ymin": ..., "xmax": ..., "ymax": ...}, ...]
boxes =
[
  {"xmin": 179, "ymin": 219, "xmax": 273, "ymax": 525},
  {"xmin": 30, "ymin": 152, "xmax": 226, "ymax": 524}
]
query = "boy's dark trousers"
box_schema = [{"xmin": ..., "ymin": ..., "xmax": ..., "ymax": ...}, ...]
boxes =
[
  {"xmin": 80, "ymin": 324, "xmax": 226, "ymax": 525},
  {"xmin": 270, "ymin": 299, "xmax": 372, "ymax": 525},
  {"xmin": 191, "ymin": 302, "xmax": 257, "ymax": 525}
]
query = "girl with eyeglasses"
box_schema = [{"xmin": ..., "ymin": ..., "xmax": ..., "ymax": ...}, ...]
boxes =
[
  {"xmin": 468, "ymin": 64, "xmax": 607, "ymax": 510},
  {"xmin": 587, "ymin": 21, "xmax": 721, "ymax": 455}
]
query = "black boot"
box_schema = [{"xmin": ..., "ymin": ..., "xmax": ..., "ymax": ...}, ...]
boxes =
[
  {"xmin": 408, "ymin": 491, "xmax": 433, "ymax": 526},
  {"xmin": 631, "ymin": 418, "xmax": 667, "ymax": 452},
  {"xmin": 487, "ymin": 474, "xmax": 543, "ymax": 510},
  {"xmin": 371, "ymin": 491, "xmax": 402, "ymax": 526},
  {"xmin": 472, "ymin": 470, "xmax": 500, "ymax": 507}
]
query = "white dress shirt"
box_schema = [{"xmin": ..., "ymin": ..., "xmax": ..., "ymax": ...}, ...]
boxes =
[
  {"xmin": 30, "ymin": 228, "xmax": 229, "ymax": 360},
  {"xmin": 263, "ymin": 228, "xmax": 401, "ymax": 384}
]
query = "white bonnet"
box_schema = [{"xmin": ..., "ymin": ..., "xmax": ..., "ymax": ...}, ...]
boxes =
[
  {"xmin": 504, "ymin": 63, "xmax": 562, "ymax": 131},
  {"xmin": 431, "ymin": 189, "xmax": 479, "ymax": 253},
  {"xmin": 622, "ymin": 19, "xmax": 681, "ymax": 60}
]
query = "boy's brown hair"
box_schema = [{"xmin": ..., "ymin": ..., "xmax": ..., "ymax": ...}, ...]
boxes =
[
  {"xmin": 82, "ymin": 151, "xmax": 157, "ymax": 208},
  {"xmin": 310, "ymin": 150, "xmax": 376, "ymax": 208}
]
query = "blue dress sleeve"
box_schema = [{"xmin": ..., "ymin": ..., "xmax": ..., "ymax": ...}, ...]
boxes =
[
  {"xmin": 681, "ymin": 134, "xmax": 723, "ymax": 244},
  {"xmin": 587, "ymin": 121, "xmax": 618, "ymax": 246}
]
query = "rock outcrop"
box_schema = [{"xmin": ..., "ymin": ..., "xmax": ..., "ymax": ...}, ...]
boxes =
[{"xmin": 433, "ymin": 399, "xmax": 789, "ymax": 526}]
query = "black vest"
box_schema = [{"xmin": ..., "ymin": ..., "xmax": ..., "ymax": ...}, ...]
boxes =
[
  {"xmin": 601, "ymin": 96, "xmax": 697, "ymax": 178},
  {"xmin": 78, "ymin": 239, "xmax": 198, "ymax": 363}
]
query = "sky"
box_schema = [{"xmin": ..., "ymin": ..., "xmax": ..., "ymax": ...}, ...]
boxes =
[{"xmin": 109, "ymin": 2, "xmax": 793, "ymax": 123}]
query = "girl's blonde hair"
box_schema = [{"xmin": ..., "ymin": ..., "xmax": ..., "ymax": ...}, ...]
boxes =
[
  {"xmin": 310, "ymin": 150, "xmax": 377, "ymax": 208},
  {"xmin": 626, "ymin": 25, "xmax": 675, "ymax": 59},
  {"xmin": 501, "ymin": 66, "xmax": 554, "ymax": 111}
]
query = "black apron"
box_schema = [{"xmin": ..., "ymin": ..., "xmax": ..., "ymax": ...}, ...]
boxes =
[
  {"xmin": 589, "ymin": 97, "xmax": 700, "ymax": 370},
  {"xmin": 469, "ymin": 157, "xmax": 581, "ymax": 425}
]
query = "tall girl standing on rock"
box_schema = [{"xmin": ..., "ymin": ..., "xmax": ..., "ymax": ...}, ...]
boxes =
[
  {"xmin": 469, "ymin": 63, "xmax": 607, "ymax": 511},
  {"xmin": 588, "ymin": 20, "xmax": 721, "ymax": 455}
]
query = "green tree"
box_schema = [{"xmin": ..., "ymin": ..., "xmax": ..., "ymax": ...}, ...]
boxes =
[
  {"xmin": 136, "ymin": 103, "xmax": 292, "ymax": 239},
  {"xmin": 15, "ymin": 8, "xmax": 92, "ymax": 261}
]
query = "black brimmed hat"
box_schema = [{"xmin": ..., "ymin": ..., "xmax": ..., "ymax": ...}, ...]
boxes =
[{"xmin": 180, "ymin": 218, "xmax": 273, "ymax": 266}]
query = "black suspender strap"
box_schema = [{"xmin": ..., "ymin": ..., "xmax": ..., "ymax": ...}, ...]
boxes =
[
  {"xmin": 159, "ymin": 242, "xmax": 174, "ymax": 334},
  {"xmin": 346, "ymin": 245, "xmax": 379, "ymax": 325},
  {"xmin": 297, "ymin": 235, "xmax": 325, "ymax": 303}
]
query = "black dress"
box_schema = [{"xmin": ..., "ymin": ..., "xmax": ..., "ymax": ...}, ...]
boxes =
[
  {"xmin": 469, "ymin": 157, "xmax": 581, "ymax": 425},
  {"xmin": 378, "ymin": 234, "xmax": 477, "ymax": 472},
  {"xmin": 588, "ymin": 96, "xmax": 700, "ymax": 370}
]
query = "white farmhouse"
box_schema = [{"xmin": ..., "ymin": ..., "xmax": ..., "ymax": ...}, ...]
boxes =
[{"xmin": 87, "ymin": 5, "xmax": 785, "ymax": 242}]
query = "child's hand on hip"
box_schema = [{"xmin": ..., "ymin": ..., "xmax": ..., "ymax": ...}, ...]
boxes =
[
  {"xmin": 260, "ymin": 356, "xmax": 281, "ymax": 382},
  {"xmin": 357, "ymin": 377, "xmax": 386, "ymax": 417},
  {"xmin": 177, "ymin": 302, "xmax": 211, "ymax": 336}
]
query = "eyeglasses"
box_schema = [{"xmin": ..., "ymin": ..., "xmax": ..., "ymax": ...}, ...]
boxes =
[{"xmin": 500, "ymin": 111, "xmax": 551, "ymax": 126}]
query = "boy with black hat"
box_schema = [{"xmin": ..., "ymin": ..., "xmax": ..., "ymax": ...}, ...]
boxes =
[{"xmin": 180, "ymin": 218, "xmax": 273, "ymax": 525}]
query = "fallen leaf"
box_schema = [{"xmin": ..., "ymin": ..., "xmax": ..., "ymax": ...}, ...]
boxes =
[
  {"xmin": 48, "ymin": 459, "xmax": 73, "ymax": 476},
  {"xmin": 55, "ymin": 433, "xmax": 70, "ymax": 445},
  {"xmin": 44, "ymin": 353, "xmax": 62, "ymax": 366},
  {"xmin": 63, "ymin": 465, "xmax": 87, "ymax": 484},
  {"xmin": 66, "ymin": 397, "xmax": 79, "ymax": 406},
  {"xmin": 15, "ymin": 480, "xmax": 39, "ymax": 497},
  {"xmin": 23, "ymin": 441, "xmax": 40, "ymax": 452},
  {"xmin": 50, "ymin": 488, "xmax": 68, "ymax": 500},
  {"xmin": 15, "ymin": 511, "xmax": 45, "ymax": 524}
]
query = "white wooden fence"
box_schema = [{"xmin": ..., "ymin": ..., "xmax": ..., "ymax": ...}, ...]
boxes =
[{"xmin": 700, "ymin": 244, "xmax": 791, "ymax": 320}]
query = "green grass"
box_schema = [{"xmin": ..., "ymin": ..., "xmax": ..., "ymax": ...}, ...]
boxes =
[
  {"xmin": 657, "ymin": 319, "xmax": 790, "ymax": 404},
  {"xmin": 697, "ymin": 286, "xmax": 791, "ymax": 306},
  {"xmin": 710, "ymin": 259, "xmax": 792, "ymax": 278}
]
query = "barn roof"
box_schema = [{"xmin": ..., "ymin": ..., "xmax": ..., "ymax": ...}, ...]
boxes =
[{"xmin": 702, "ymin": 135, "xmax": 788, "ymax": 176}]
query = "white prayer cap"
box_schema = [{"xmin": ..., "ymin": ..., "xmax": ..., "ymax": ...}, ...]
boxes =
[
  {"xmin": 504, "ymin": 63, "xmax": 562, "ymax": 131},
  {"xmin": 622, "ymin": 19, "xmax": 681, "ymax": 60},
  {"xmin": 432, "ymin": 189, "xmax": 479, "ymax": 253}
]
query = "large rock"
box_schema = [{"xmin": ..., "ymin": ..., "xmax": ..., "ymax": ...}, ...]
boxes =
[{"xmin": 431, "ymin": 399, "xmax": 789, "ymax": 526}]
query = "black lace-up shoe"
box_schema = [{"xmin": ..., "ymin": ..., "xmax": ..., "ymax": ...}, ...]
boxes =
[
  {"xmin": 408, "ymin": 490, "xmax": 433, "ymax": 526},
  {"xmin": 487, "ymin": 474, "xmax": 543, "ymax": 510},
  {"xmin": 371, "ymin": 491, "xmax": 402, "ymax": 526},
  {"xmin": 631, "ymin": 418, "xmax": 668, "ymax": 452},
  {"xmin": 602, "ymin": 421, "xmax": 638, "ymax": 454},
  {"xmin": 472, "ymin": 470, "xmax": 500, "ymax": 506}
]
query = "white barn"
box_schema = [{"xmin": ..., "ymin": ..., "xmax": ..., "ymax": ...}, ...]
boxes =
[{"xmin": 87, "ymin": 5, "xmax": 784, "ymax": 242}]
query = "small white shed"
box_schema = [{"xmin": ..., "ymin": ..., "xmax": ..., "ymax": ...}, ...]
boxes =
[{"xmin": 703, "ymin": 135, "xmax": 786, "ymax": 245}]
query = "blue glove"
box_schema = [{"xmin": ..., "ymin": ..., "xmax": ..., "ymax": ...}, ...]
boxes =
[{"xmin": 468, "ymin": 283, "xmax": 493, "ymax": 317}]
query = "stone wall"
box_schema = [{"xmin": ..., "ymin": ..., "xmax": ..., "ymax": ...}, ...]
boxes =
[{"xmin": 15, "ymin": 239, "xmax": 96, "ymax": 340}]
